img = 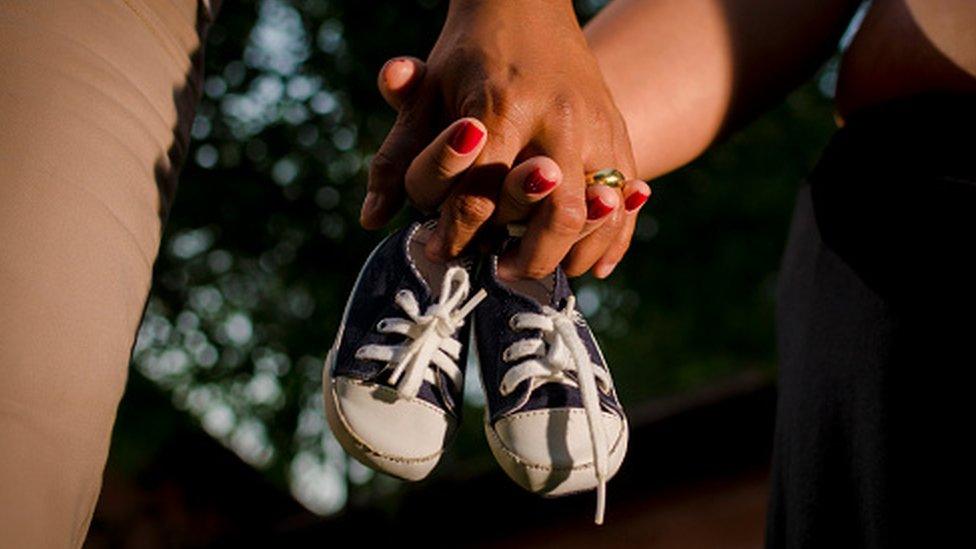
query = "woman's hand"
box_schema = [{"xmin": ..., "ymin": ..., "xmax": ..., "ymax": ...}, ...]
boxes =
[
  {"xmin": 376, "ymin": 59, "xmax": 566, "ymax": 234},
  {"xmin": 361, "ymin": 0, "xmax": 649, "ymax": 279}
]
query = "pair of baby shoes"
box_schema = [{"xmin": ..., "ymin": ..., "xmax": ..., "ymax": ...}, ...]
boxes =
[{"xmin": 322, "ymin": 221, "xmax": 628, "ymax": 523}]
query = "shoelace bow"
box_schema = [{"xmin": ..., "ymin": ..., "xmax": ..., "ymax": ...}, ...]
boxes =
[
  {"xmin": 499, "ymin": 295, "xmax": 614, "ymax": 524},
  {"xmin": 355, "ymin": 266, "xmax": 486, "ymax": 400}
]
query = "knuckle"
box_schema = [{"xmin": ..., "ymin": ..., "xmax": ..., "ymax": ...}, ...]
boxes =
[
  {"xmin": 442, "ymin": 44, "xmax": 488, "ymax": 73},
  {"xmin": 588, "ymin": 104, "xmax": 610, "ymax": 129},
  {"xmin": 458, "ymin": 88, "xmax": 490, "ymax": 120},
  {"xmin": 456, "ymin": 65, "xmax": 501, "ymax": 117},
  {"xmin": 549, "ymin": 92, "xmax": 581, "ymax": 129},
  {"xmin": 459, "ymin": 86, "xmax": 529, "ymax": 146},
  {"xmin": 484, "ymin": 82, "xmax": 510, "ymax": 116},
  {"xmin": 503, "ymin": 61, "xmax": 525, "ymax": 85},
  {"xmin": 544, "ymin": 199, "xmax": 586, "ymax": 236}
]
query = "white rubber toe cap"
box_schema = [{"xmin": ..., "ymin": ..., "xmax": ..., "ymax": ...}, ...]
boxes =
[
  {"xmin": 324, "ymin": 374, "xmax": 454, "ymax": 481},
  {"xmin": 486, "ymin": 407, "xmax": 628, "ymax": 497}
]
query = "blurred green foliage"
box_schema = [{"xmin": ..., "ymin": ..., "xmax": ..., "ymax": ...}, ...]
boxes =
[{"xmin": 118, "ymin": 0, "xmax": 837, "ymax": 516}]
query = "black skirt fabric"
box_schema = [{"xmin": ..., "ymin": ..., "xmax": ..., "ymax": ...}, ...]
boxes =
[{"xmin": 766, "ymin": 94, "xmax": 976, "ymax": 548}]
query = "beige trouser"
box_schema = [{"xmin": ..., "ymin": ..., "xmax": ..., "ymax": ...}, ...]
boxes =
[{"xmin": 0, "ymin": 1, "xmax": 211, "ymax": 546}]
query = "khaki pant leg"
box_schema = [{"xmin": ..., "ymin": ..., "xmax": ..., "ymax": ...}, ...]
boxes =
[{"xmin": 0, "ymin": 1, "xmax": 207, "ymax": 546}]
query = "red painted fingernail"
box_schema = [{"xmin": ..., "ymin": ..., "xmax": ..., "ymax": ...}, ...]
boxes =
[
  {"xmin": 448, "ymin": 121, "xmax": 484, "ymax": 154},
  {"xmin": 625, "ymin": 191, "xmax": 649, "ymax": 211},
  {"xmin": 587, "ymin": 196, "xmax": 614, "ymax": 220},
  {"xmin": 524, "ymin": 169, "xmax": 557, "ymax": 194}
]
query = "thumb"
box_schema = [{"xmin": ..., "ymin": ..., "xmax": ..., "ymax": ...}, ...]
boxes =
[{"xmin": 377, "ymin": 56, "xmax": 425, "ymax": 111}]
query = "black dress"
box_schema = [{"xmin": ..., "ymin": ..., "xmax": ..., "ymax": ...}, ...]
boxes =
[{"xmin": 766, "ymin": 94, "xmax": 976, "ymax": 548}]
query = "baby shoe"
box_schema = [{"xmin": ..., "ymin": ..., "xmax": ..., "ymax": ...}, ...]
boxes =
[
  {"xmin": 473, "ymin": 256, "xmax": 628, "ymax": 524},
  {"xmin": 323, "ymin": 221, "xmax": 485, "ymax": 480}
]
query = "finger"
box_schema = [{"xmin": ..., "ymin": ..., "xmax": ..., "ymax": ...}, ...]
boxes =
[
  {"xmin": 569, "ymin": 118, "xmax": 639, "ymax": 277},
  {"xmin": 592, "ymin": 179, "xmax": 652, "ymax": 278},
  {"xmin": 561, "ymin": 185, "xmax": 623, "ymax": 277},
  {"xmin": 580, "ymin": 184, "xmax": 619, "ymax": 239},
  {"xmin": 404, "ymin": 118, "xmax": 487, "ymax": 212},
  {"xmin": 425, "ymin": 125, "xmax": 523, "ymax": 262},
  {"xmin": 362, "ymin": 92, "xmax": 434, "ymax": 229},
  {"xmin": 377, "ymin": 57, "xmax": 425, "ymax": 111},
  {"xmin": 497, "ymin": 135, "xmax": 588, "ymax": 280},
  {"xmin": 494, "ymin": 156, "xmax": 562, "ymax": 227}
]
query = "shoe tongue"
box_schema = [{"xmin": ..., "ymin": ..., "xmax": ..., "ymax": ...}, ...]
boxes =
[
  {"xmin": 487, "ymin": 254, "xmax": 571, "ymax": 309},
  {"xmin": 550, "ymin": 267, "xmax": 572, "ymax": 309},
  {"xmin": 404, "ymin": 222, "xmax": 447, "ymax": 299},
  {"xmin": 522, "ymin": 378, "xmax": 584, "ymax": 411}
]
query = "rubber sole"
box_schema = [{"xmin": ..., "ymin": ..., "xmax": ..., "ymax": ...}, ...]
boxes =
[{"xmin": 484, "ymin": 408, "xmax": 629, "ymax": 497}]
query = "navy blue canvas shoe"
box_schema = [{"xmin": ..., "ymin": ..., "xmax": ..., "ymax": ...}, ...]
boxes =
[
  {"xmin": 323, "ymin": 221, "xmax": 485, "ymax": 481},
  {"xmin": 474, "ymin": 256, "xmax": 628, "ymax": 524}
]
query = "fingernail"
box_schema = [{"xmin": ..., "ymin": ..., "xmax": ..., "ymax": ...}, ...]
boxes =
[
  {"xmin": 361, "ymin": 191, "xmax": 383, "ymax": 221},
  {"xmin": 384, "ymin": 59, "xmax": 413, "ymax": 90},
  {"xmin": 448, "ymin": 121, "xmax": 485, "ymax": 154},
  {"xmin": 524, "ymin": 168, "xmax": 557, "ymax": 195},
  {"xmin": 625, "ymin": 191, "xmax": 649, "ymax": 211},
  {"xmin": 587, "ymin": 196, "xmax": 614, "ymax": 220},
  {"xmin": 594, "ymin": 262, "xmax": 618, "ymax": 279}
]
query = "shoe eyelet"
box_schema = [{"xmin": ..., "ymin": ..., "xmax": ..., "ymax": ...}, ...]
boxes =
[
  {"xmin": 508, "ymin": 316, "xmax": 519, "ymax": 330},
  {"xmin": 376, "ymin": 319, "xmax": 387, "ymax": 331}
]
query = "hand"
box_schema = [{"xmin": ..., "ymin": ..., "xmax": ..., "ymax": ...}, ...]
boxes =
[
  {"xmin": 374, "ymin": 57, "xmax": 566, "ymax": 234},
  {"xmin": 362, "ymin": 0, "xmax": 650, "ymax": 279}
]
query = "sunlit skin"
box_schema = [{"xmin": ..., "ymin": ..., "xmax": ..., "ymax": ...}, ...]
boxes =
[
  {"xmin": 366, "ymin": 0, "xmax": 976, "ymax": 279},
  {"xmin": 590, "ymin": 0, "xmax": 976, "ymax": 171},
  {"xmin": 836, "ymin": 0, "xmax": 976, "ymax": 118}
]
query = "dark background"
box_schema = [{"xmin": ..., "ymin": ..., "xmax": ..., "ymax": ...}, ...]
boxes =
[{"xmin": 87, "ymin": 0, "xmax": 841, "ymax": 546}]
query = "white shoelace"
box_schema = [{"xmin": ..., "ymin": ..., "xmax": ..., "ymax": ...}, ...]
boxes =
[
  {"xmin": 499, "ymin": 295, "xmax": 614, "ymax": 524},
  {"xmin": 355, "ymin": 266, "xmax": 486, "ymax": 400}
]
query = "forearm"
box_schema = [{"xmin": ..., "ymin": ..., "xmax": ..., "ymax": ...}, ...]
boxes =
[{"xmin": 585, "ymin": 0, "xmax": 860, "ymax": 180}]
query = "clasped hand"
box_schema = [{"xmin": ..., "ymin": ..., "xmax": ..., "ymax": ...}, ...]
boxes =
[{"xmin": 359, "ymin": 0, "xmax": 649, "ymax": 280}]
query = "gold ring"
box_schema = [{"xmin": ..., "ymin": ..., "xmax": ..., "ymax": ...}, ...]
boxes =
[{"xmin": 585, "ymin": 168, "xmax": 625, "ymax": 188}]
